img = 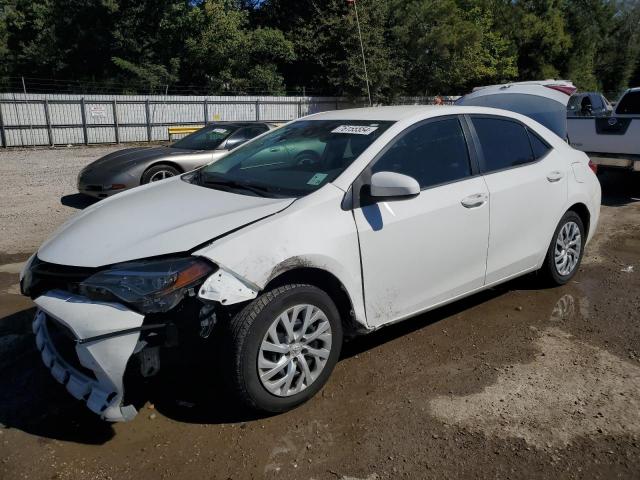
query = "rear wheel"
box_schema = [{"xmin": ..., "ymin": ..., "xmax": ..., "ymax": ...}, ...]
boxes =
[
  {"xmin": 141, "ymin": 164, "xmax": 180, "ymax": 184},
  {"xmin": 541, "ymin": 211, "xmax": 585, "ymax": 285},
  {"xmin": 224, "ymin": 284, "xmax": 343, "ymax": 412}
]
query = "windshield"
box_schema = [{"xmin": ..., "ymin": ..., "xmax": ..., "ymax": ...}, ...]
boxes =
[
  {"xmin": 187, "ymin": 120, "xmax": 394, "ymax": 197},
  {"xmin": 171, "ymin": 125, "xmax": 238, "ymax": 150}
]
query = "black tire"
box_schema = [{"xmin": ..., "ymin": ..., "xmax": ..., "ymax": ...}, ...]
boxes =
[
  {"xmin": 540, "ymin": 210, "xmax": 585, "ymax": 285},
  {"xmin": 141, "ymin": 164, "xmax": 180, "ymax": 184},
  {"xmin": 224, "ymin": 284, "xmax": 343, "ymax": 413}
]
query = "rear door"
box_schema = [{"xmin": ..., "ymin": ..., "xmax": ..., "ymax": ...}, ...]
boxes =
[{"xmin": 468, "ymin": 115, "xmax": 567, "ymax": 284}]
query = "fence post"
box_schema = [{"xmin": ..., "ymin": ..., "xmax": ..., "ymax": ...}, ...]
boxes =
[
  {"xmin": 145, "ymin": 99, "xmax": 152, "ymax": 142},
  {"xmin": 297, "ymin": 100, "xmax": 302, "ymax": 119},
  {"xmin": 204, "ymin": 99, "xmax": 209, "ymax": 125},
  {"xmin": 335, "ymin": 99, "xmax": 339, "ymax": 111},
  {"xmin": 44, "ymin": 99, "xmax": 53, "ymax": 146},
  {"xmin": 22, "ymin": 76, "xmax": 35, "ymax": 148},
  {"xmin": 255, "ymin": 99, "xmax": 260, "ymax": 121},
  {"xmin": 80, "ymin": 98, "xmax": 88, "ymax": 145},
  {"xmin": 0, "ymin": 102, "xmax": 6, "ymax": 148},
  {"xmin": 113, "ymin": 99, "xmax": 120, "ymax": 144}
]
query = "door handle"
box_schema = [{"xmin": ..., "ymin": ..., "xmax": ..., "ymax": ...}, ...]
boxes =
[
  {"xmin": 547, "ymin": 171, "xmax": 564, "ymax": 182},
  {"xmin": 461, "ymin": 193, "xmax": 488, "ymax": 208}
]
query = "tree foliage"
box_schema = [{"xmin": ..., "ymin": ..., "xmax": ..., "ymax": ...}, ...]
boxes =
[
  {"xmin": 390, "ymin": 0, "xmax": 518, "ymax": 95},
  {"xmin": 0, "ymin": 0, "xmax": 638, "ymax": 99}
]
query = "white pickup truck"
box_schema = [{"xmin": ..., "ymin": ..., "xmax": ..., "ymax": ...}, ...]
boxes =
[{"xmin": 567, "ymin": 88, "xmax": 640, "ymax": 172}]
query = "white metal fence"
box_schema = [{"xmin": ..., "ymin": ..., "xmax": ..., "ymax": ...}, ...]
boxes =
[
  {"xmin": 0, "ymin": 93, "xmax": 461, "ymax": 148},
  {"xmin": 0, "ymin": 93, "xmax": 365, "ymax": 147}
]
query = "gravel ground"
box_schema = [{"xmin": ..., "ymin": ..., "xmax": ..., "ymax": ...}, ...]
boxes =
[
  {"xmin": 0, "ymin": 145, "xmax": 144, "ymax": 254},
  {"xmin": 0, "ymin": 148, "xmax": 639, "ymax": 479}
]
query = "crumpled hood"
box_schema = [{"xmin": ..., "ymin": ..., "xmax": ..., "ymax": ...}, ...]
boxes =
[
  {"xmin": 38, "ymin": 178, "xmax": 294, "ymax": 267},
  {"xmin": 81, "ymin": 147, "xmax": 196, "ymax": 174}
]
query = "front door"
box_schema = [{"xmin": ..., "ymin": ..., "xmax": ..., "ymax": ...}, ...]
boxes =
[{"xmin": 353, "ymin": 117, "xmax": 490, "ymax": 328}]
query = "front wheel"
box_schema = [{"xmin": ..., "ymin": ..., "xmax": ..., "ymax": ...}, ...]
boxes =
[
  {"xmin": 540, "ymin": 211, "xmax": 585, "ymax": 285},
  {"xmin": 141, "ymin": 164, "xmax": 180, "ymax": 184},
  {"xmin": 224, "ymin": 284, "xmax": 343, "ymax": 412}
]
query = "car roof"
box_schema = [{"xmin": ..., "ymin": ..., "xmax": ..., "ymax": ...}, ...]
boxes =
[
  {"xmin": 472, "ymin": 79, "xmax": 575, "ymax": 91},
  {"xmin": 304, "ymin": 105, "xmax": 525, "ymax": 122},
  {"xmin": 204, "ymin": 122, "xmax": 268, "ymax": 128}
]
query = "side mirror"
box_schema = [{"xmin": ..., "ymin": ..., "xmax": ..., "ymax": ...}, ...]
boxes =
[{"xmin": 370, "ymin": 171, "xmax": 420, "ymax": 199}]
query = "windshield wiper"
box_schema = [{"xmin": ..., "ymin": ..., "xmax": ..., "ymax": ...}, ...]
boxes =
[{"xmin": 203, "ymin": 178, "xmax": 273, "ymax": 197}]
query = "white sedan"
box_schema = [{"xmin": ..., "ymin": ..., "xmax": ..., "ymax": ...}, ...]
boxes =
[{"xmin": 21, "ymin": 106, "xmax": 601, "ymax": 421}]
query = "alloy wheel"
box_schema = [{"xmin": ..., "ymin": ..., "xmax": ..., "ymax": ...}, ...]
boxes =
[
  {"xmin": 554, "ymin": 221, "xmax": 582, "ymax": 276},
  {"xmin": 149, "ymin": 170, "xmax": 175, "ymax": 182},
  {"xmin": 258, "ymin": 304, "xmax": 332, "ymax": 397}
]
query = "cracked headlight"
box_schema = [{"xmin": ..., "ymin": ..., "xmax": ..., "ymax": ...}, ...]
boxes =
[{"xmin": 80, "ymin": 257, "xmax": 215, "ymax": 313}]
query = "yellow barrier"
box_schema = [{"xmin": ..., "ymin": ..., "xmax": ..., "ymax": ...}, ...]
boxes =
[{"xmin": 168, "ymin": 125, "xmax": 203, "ymax": 138}]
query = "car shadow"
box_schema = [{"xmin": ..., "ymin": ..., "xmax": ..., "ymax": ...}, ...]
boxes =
[
  {"xmin": 341, "ymin": 280, "xmax": 519, "ymax": 360},
  {"xmin": 0, "ymin": 272, "xmax": 547, "ymax": 438},
  {"xmin": 144, "ymin": 279, "xmax": 521, "ymax": 425},
  {"xmin": 0, "ymin": 307, "xmax": 115, "ymax": 444},
  {"xmin": 598, "ymin": 169, "xmax": 640, "ymax": 207},
  {"xmin": 0, "ymin": 284, "xmax": 514, "ymax": 437},
  {"xmin": 60, "ymin": 193, "xmax": 99, "ymax": 210},
  {"xmin": 139, "ymin": 369, "xmax": 272, "ymax": 425}
]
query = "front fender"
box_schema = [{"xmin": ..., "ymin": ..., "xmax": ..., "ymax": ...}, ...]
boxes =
[{"xmin": 193, "ymin": 185, "xmax": 368, "ymax": 328}]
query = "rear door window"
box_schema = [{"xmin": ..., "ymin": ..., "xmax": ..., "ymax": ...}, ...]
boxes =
[{"xmin": 471, "ymin": 117, "xmax": 534, "ymax": 173}]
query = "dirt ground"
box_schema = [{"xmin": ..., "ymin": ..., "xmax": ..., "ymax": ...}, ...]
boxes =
[{"xmin": 0, "ymin": 147, "xmax": 639, "ymax": 479}]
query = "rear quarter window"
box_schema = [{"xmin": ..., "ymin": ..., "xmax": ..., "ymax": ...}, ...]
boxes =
[{"xmin": 527, "ymin": 129, "xmax": 551, "ymax": 159}]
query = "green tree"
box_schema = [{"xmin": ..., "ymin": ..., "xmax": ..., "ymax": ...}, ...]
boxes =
[
  {"xmin": 110, "ymin": 0, "xmax": 193, "ymax": 90},
  {"xmin": 185, "ymin": 0, "xmax": 295, "ymax": 93},
  {"xmin": 1, "ymin": 0, "xmax": 639, "ymax": 97},
  {"xmin": 503, "ymin": 0, "xmax": 572, "ymax": 80},
  {"xmin": 593, "ymin": 0, "xmax": 640, "ymax": 96},
  {"xmin": 0, "ymin": 3, "xmax": 8, "ymax": 76},
  {"xmin": 1, "ymin": 0, "xmax": 62, "ymax": 77},
  {"xmin": 257, "ymin": 0, "xmax": 401, "ymax": 101},
  {"xmin": 559, "ymin": 0, "xmax": 612, "ymax": 90},
  {"xmin": 390, "ymin": 0, "xmax": 517, "ymax": 94}
]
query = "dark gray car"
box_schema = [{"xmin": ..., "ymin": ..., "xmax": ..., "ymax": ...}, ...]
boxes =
[{"xmin": 77, "ymin": 122, "xmax": 277, "ymax": 198}]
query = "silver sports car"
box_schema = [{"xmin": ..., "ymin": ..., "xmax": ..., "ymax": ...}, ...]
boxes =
[{"xmin": 77, "ymin": 122, "xmax": 277, "ymax": 198}]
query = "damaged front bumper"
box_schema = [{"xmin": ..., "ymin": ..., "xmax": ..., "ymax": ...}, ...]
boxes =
[
  {"xmin": 33, "ymin": 290, "xmax": 145, "ymax": 422},
  {"xmin": 28, "ymin": 262, "xmax": 256, "ymax": 422}
]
